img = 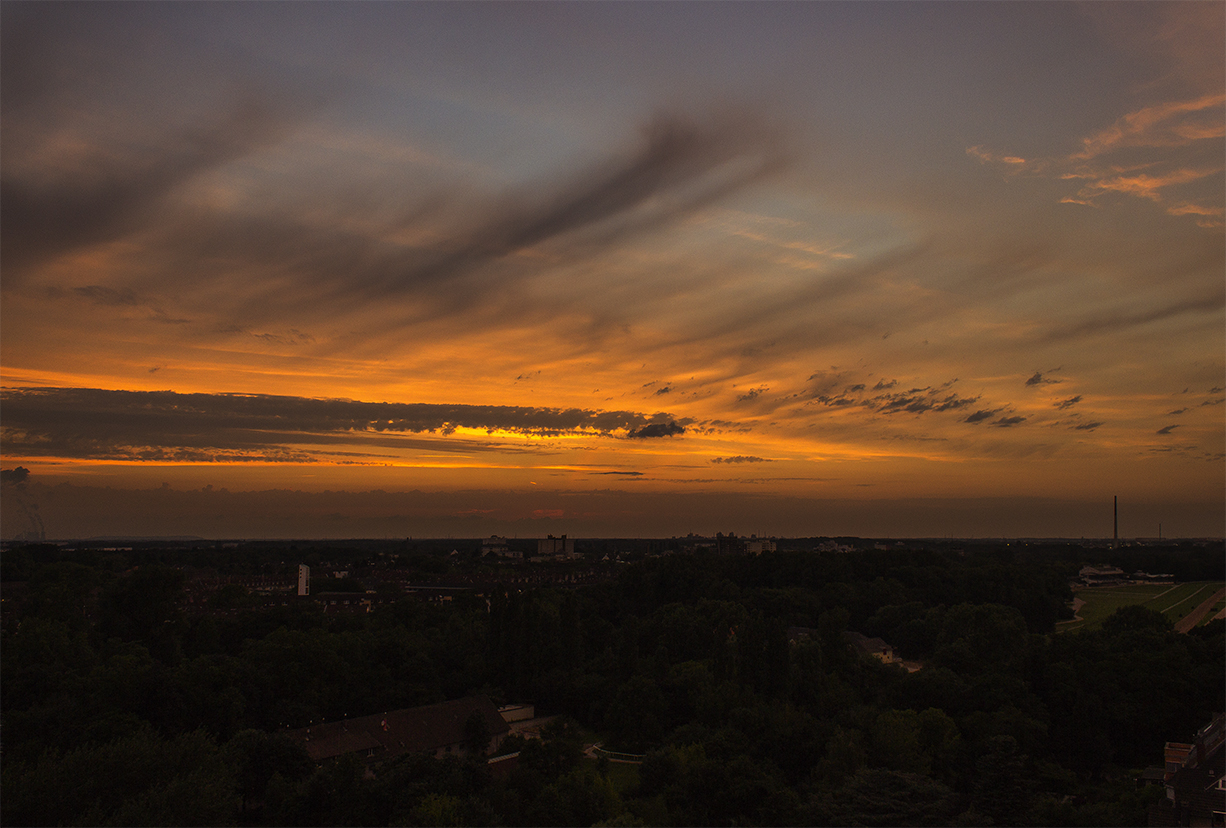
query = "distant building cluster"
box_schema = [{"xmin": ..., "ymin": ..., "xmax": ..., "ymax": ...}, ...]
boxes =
[
  {"xmin": 676, "ymin": 533, "xmax": 781, "ymax": 556},
  {"xmin": 480, "ymin": 534, "xmax": 583, "ymax": 561},
  {"xmin": 817, "ymin": 540, "xmax": 855, "ymax": 553},
  {"xmin": 482, "ymin": 536, "xmax": 516, "ymax": 558},
  {"xmin": 744, "ymin": 538, "xmax": 777, "ymax": 555}
]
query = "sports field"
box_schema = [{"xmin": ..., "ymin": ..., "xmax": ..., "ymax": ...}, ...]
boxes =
[{"xmin": 1057, "ymin": 581, "xmax": 1226, "ymax": 633}]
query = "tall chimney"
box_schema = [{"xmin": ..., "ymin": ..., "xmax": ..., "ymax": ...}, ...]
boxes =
[{"xmin": 1113, "ymin": 496, "xmax": 1118, "ymax": 548}]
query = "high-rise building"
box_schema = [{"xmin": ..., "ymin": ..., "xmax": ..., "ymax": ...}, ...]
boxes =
[
  {"xmin": 535, "ymin": 534, "xmax": 575, "ymax": 559},
  {"xmin": 298, "ymin": 564, "xmax": 310, "ymax": 596}
]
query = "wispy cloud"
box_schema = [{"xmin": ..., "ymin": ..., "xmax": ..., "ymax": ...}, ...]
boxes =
[
  {"xmin": 1071, "ymin": 94, "xmax": 1226, "ymax": 160},
  {"xmin": 970, "ymin": 90, "xmax": 1225, "ymax": 227}
]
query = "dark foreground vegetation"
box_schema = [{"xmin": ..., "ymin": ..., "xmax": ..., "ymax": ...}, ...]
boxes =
[{"xmin": 2, "ymin": 539, "xmax": 1223, "ymax": 826}]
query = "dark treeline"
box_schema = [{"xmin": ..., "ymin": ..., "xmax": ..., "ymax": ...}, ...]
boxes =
[{"xmin": 2, "ymin": 541, "xmax": 1222, "ymax": 826}]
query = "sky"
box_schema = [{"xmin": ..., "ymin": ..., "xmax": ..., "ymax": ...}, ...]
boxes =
[{"xmin": 2, "ymin": 1, "xmax": 1223, "ymax": 540}]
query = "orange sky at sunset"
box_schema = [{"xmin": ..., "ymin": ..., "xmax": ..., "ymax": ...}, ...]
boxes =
[{"xmin": 2, "ymin": 2, "xmax": 1222, "ymax": 539}]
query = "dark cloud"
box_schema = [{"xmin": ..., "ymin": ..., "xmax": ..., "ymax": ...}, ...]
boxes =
[
  {"xmin": 1025, "ymin": 372, "xmax": 1059, "ymax": 387},
  {"xmin": 1156, "ymin": 424, "xmax": 1179, "ymax": 435},
  {"xmin": 1054, "ymin": 395, "xmax": 1082, "ymax": 410},
  {"xmin": 812, "ymin": 375, "xmax": 980, "ymax": 417},
  {"xmin": 0, "ymin": 3, "xmax": 315, "ymax": 284},
  {"xmin": 627, "ymin": 422, "xmax": 685, "ymax": 439},
  {"xmin": 736, "ymin": 387, "xmax": 768, "ymax": 403},
  {"xmin": 654, "ymin": 386, "xmax": 673, "ymax": 395},
  {"xmin": 593, "ymin": 471, "xmax": 644, "ymax": 476},
  {"xmin": 711, "ymin": 456, "xmax": 770, "ymax": 464},
  {"xmin": 0, "ymin": 386, "xmax": 681, "ymax": 461},
  {"xmin": 877, "ymin": 391, "xmax": 978, "ymax": 415},
  {"xmin": 965, "ymin": 409, "xmax": 1002, "ymax": 424},
  {"xmin": 72, "ymin": 285, "xmax": 141, "ymax": 306},
  {"xmin": 2, "ymin": 98, "xmax": 298, "ymax": 282},
  {"xmin": 1, "ymin": 466, "xmax": 31, "ymax": 486},
  {"xmin": 454, "ymin": 111, "xmax": 786, "ymax": 275},
  {"xmin": 1073, "ymin": 421, "xmax": 1103, "ymax": 431},
  {"xmin": 1, "ymin": 463, "xmax": 43, "ymax": 538},
  {"xmin": 65, "ymin": 285, "xmax": 191, "ymax": 324},
  {"xmin": 4, "ymin": 2, "xmax": 787, "ymax": 329},
  {"xmin": 992, "ymin": 416, "xmax": 1027, "ymax": 427},
  {"xmin": 813, "ymin": 393, "xmax": 857, "ymax": 407},
  {"xmin": 20, "ymin": 110, "xmax": 785, "ymax": 346},
  {"xmin": 1041, "ymin": 292, "xmax": 1226, "ymax": 342},
  {"xmin": 157, "ymin": 108, "xmax": 787, "ymax": 324},
  {"xmin": 1167, "ymin": 408, "xmax": 1189, "ymax": 416}
]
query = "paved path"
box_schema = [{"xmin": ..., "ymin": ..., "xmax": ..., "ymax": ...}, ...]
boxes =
[
  {"xmin": 1055, "ymin": 597, "xmax": 1087, "ymax": 630},
  {"xmin": 1175, "ymin": 587, "xmax": 1226, "ymax": 633}
]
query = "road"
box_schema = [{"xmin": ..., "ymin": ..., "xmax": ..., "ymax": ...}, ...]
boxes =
[{"xmin": 1175, "ymin": 587, "xmax": 1226, "ymax": 633}]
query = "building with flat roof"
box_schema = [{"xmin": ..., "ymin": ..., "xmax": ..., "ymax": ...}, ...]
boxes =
[{"xmin": 533, "ymin": 534, "xmax": 576, "ymax": 561}]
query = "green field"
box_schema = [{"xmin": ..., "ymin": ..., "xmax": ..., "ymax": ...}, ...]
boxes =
[
  {"xmin": 1057, "ymin": 581, "xmax": 1225, "ymax": 633},
  {"xmin": 582, "ymin": 752, "xmax": 641, "ymax": 796}
]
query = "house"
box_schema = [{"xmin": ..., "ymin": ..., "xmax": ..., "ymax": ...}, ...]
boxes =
[
  {"xmin": 498, "ymin": 704, "xmax": 535, "ymax": 723},
  {"xmin": 845, "ymin": 631, "xmax": 898, "ymax": 664},
  {"xmin": 285, "ymin": 696, "xmax": 510, "ymax": 765},
  {"xmin": 1149, "ymin": 713, "xmax": 1225, "ymax": 827}
]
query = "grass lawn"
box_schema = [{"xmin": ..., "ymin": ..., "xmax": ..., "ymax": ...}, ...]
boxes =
[
  {"xmin": 1057, "ymin": 581, "xmax": 1225, "ymax": 633},
  {"xmin": 602, "ymin": 760, "xmax": 641, "ymax": 796},
  {"xmin": 581, "ymin": 752, "xmax": 641, "ymax": 796}
]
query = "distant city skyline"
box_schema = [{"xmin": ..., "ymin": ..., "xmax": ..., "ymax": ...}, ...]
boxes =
[{"xmin": 2, "ymin": 2, "xmax": 1222, "ymax": 539}]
